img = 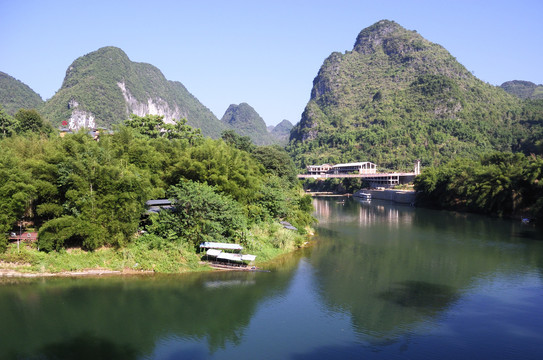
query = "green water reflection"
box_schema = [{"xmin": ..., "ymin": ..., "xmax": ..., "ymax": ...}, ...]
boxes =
[
  {"xmin": 1, "ymin": 198, "xmax": 542, "ymax": 359},
  {"xmin": 0, "ymin": 256, "xmax": 301, "ymax": 359},
  {"xmin": 310, "ymin": 198, "xmax": 543, "ymax": 338}
]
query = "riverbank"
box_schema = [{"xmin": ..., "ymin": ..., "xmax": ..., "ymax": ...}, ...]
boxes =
[
  {"xmin": 0, "ymin": 223, "xmax": 313, "ymax": 277},
  {"xmin": 0, "ymin": 263, "xmax": 154, "ymax": 278}
]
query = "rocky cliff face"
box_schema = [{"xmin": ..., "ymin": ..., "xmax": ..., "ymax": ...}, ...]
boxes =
[
  {"xmin": 117, "ymin": 81, "xmax": 183, "ymax": 123},
  {"xmin": 67, "ymin": 98, "xmax": 95, "ymax": 129}
]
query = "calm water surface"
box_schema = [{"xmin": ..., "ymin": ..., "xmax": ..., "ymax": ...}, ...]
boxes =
[{"xmin": 2, "ymin": 198, "xmax": 543, "ymax": 359}]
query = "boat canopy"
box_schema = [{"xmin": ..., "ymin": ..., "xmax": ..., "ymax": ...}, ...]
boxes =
[
  {"xmin": 199, "ymin": 242, "xmax": 243, "ymax": 251},
  {"xmin": 241, "ymin": 254, "xmax": 257, "ymax": 262},
  {"xmin": 206, "ymin": 249, "xmax": 222, "ymax": 257},
  {"xmin": 215, "ymin": 253, "xmax": 257, "ymax": 263},
  {"xmin": 217, "ymin": 253, "xmax": 243, "ymax": 262}
]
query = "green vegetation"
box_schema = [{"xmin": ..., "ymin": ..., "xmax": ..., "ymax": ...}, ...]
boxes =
[
  {"xmin": 501, "ymin": 80, "xmax": 543, "ymax": 100},
  {"xmin": 0, "ymin": 72, "xmax": 44, "ymax": 115},
  {"xmin": 0, "ymin": 107, "xmax": 18, "ymax": 138},
  {"xmin": 414, "ymin": 152, "xmax": 543, "ymax": 220},
  {"xmin": 288, "ymin": 20, "xmax": 543, "ymax": 171},
  {"xmin": 220, "ymin": 102, "xmax": 285, "ymax": 145},
  {"xmin": 0, "ymin": 107, "xmax": 53, "ymax": 139},
  {"xmin": 269, "ymin": 119, "xmax": 294, "ymax": 144},
  {"xmin": 145, "ymin": 180, "xmax": 248, "ymax": 247},
  {"xmin": 0, "ymin": 114, "xmax": 314, "ymax": 273},
  {"xmin": 40, "ymin": 46, "xmax": 227, "ymax": 138}
]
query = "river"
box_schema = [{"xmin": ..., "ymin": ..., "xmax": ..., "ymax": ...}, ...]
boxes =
[{"xmin": 1, "ymin": 198, "xmax": 543, "ymax": 359}]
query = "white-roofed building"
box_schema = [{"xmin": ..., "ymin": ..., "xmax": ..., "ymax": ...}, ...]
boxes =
[{"xmin": 331, "ymin": 162, "xmax": 377, "ymax": 175}]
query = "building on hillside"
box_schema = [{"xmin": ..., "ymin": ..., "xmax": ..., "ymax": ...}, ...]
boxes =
[
  {"xmin": 59, "ymin": 128, "xmax": 73, "ymax": 137},
  {"xmin": 306, "ymin": 164, "xmax": 332, "ymax": 175},
  {"xmin": 331, "ymin": 162, "xmax": 377, "ymax": 175},
  {"xmin": 307, "ymin": 162, "xmax": 377, "ymax": 175}
]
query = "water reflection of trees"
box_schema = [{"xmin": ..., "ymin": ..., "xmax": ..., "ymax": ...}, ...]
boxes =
[
  {"xmin": 310, "ymin": 198, "xmax": 543, "ymax": 340},
  {"xmin": 0, "ymin": 255, "xmax": 301, "ymax": 359}
]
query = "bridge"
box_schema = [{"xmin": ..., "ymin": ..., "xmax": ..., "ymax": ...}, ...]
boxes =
[
  {"xmin": 297, "ymin": 172, "xmax": 417, "ymax": 187},
  {"xmin": 297, "ymin": 161, "xmax": 420, "ymax": 188}
]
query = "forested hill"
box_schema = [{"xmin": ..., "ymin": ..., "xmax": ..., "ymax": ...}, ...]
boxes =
[
  {"xmin": 220, "ymin": 103, "xmax": 290, "ymax": 145},
  {"xmin": 269, "ymin": 119, "xmax": 293, "ymax": 143},
  {"xmin": 0, "ymin": 72, "xmax": 44, "ymax": 115},
  {"xmin": 501, "ymin": 80, "xmax": 543, "ymax": 100},
  {"xmin": 41, "ymin": 46, "xmax": 227, "ymax": 138},
  {"xmin": 288, "ymin": 20, "xmax": 543, "ymax": 171},
  {"xmin": 221, "ymin": 103, "xmax": 271, "ymax": 145}
]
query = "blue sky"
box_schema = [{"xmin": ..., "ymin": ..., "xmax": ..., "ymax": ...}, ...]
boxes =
[{"xmin": 1, "ymin": 0, "xmax": 541, "ymax": 126}]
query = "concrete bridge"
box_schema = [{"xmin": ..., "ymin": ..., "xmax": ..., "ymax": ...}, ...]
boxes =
[
  {"xmin": 297, "ymin": 172, "xmax": 417, "ymax": 188},
  {"xmin": 298, "ymin": 161, "xmax": 420, "ymax": 188}
]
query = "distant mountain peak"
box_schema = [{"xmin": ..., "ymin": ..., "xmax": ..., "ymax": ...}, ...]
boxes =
[
  {"xmin": 220, "ymin": 103, "xmax": 271, "ymax": 145},
  {"xmin": 270, "ymin": 119, "xmax": 293, "ymax": 142},
  {"xmin": 501, "ymin": 80, "xmax": 543, "ymax": 100},
  {"xmin": 220, "ymin": 103, "xmax": 291, "ymax": 145},
  {"xmin": 353, "ymin": 19, "xmax": 406, "ymax": 54}
]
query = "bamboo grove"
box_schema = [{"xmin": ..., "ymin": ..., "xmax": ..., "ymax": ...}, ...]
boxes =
[{"xmin": 0, "ymin": 110, "xmax": 314, "ymax": 254}]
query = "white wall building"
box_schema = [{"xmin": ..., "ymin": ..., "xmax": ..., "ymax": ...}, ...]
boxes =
[{"xmin": 331, "ymin": 162, "xmax": 377, "ymax": 175}]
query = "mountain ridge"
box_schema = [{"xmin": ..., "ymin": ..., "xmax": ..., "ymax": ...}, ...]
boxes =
[
  {"xmin": 501, "ymin": 80, "xmax": 543, "ymax": 100},
  {"xmin": 0, "ymin": 71, "xmax": 44, "ymax": 115},
  {"xmin": 288, "ymin": 20, "xmax": 541, "ymax": 170},
  {"xmin": 220, "ymin": 102, "xmax": 290, "ymax": 145},
  {"xmin": 41, "ymin": 46, "xmax": 227, "ymax": 138},
  {"xmin": 269, "ymin": 119, "xmax": 293, "ymax": 143}
]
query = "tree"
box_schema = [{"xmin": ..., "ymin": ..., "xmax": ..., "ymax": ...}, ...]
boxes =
[
  {"xmin": 0, "ymin": 106, "xmax": 18, "ymax": 138},
  {"xmin": 0, "ymin": 146, "xmax": 36, "ymax": 251},
  {"xmin": 145, "ymin": 180, "xmax": 247, "ymax": 247},
  {"xmin": 124, "ymin": 114, "xmax": 164, "ymax": 138},
  {"xmin": 14, "ymin": 108, "xmax": 52, "ymax": 135},
  {"xmin": 252, "ymin": 145, "xmax": 299, "ymax": 184},
  {"xmin": 414, "ymin": 152, "xmax": 543, "ymax": 221},
  {"xmin": 124, "ymin": 114, "xmax": 203, "ymax": 143},
  {"xmin": 36, "ymin": 133, "xmax": 156, "ymax": 251},
  {"xmin": 221, "ymin": 130, "xmax": 255, "ymax": 153},
  {"xmin": 170, "ymin": 139, "xmax": 264, "ymax": 204}
]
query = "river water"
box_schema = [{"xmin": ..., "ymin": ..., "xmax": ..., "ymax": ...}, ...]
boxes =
[{"xmin": 1, "ymin": 198, "xmax": 543, "ymax": 359}]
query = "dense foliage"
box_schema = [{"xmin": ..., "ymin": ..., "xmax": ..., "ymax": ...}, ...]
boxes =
[
  {"xmin": 414, "ymin": 152, "xmax": 543, "ymax": 220},
  {"xmin": 0, "ymin": 115, "xmax": 314, "ymax": 254},
  {"xmin": 0, "ymin": 71, "xmax": 44, "ymax": 115},
  {"xmin": 288, "ymin": 20, "xmax": 543, "ymax": 171},
  {"xmin": 0, "ymin": 107, "xmax": 53, "ymax": 139},
  {"xmin": 501, "ymin": 80, "xmax": 543, "ymax": 100},
  {"xmin": 145, "ymin": 180, "xmax": 247, "ymax": 247}
]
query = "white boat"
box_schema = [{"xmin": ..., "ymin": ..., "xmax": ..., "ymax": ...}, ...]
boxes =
[{"xmin": 354, "ymin": 191, "xmax": 371, "ymax": 200}]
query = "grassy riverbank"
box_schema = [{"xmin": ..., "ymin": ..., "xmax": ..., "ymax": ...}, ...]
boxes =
[{"xmin": 0, "ymin": 223, "xmax": 312, "ymax": 276}]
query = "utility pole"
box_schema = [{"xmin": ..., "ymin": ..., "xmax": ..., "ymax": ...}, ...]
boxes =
[{"xmin": 18, "ymin": 220, "xmax": 21, "ymax": 253}]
